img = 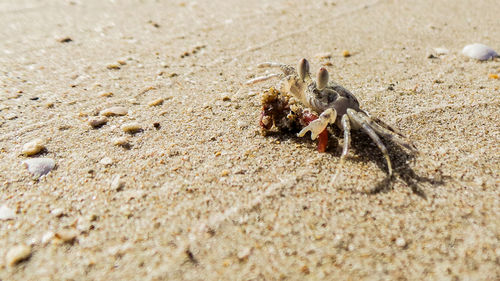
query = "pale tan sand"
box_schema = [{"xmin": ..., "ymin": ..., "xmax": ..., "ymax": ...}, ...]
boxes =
[{"xmin": 0, "ymin": 0, "xmax": 499, "ymax": 280}]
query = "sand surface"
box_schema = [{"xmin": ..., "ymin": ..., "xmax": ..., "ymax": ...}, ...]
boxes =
[{"xmin": 0, "ymin": 0, "xmax": 499, "ymax": 280}]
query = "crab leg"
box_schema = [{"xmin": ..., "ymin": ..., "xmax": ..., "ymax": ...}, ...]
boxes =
[
  {"xmin": 245, "ymin": 73, "xmax": 281, "ymax": 85},
  {"xmin": 331, "ymin": 114, "xmax": 352, "ymax": 182},
  {"xmin": 347, "ymin": 109, "xmax": 393, "ymax": 176},
  {"xmin": 340, "ymin": 114, "xmax": 352, "ymax": 161},
  {"xmin": 358, "ymin": 113, "xmax": 417, "ymax": 152}
]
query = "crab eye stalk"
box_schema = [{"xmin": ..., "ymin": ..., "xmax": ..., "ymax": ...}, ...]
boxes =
[
  {"xmin": 317, "ymin": 67, "xmax": 329, "ymax": 90},
  {"xmin": 297, "ymin": 58, "xmax": 310, "ymax": 81}
]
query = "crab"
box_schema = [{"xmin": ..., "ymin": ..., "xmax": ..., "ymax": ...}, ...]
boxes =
[{"xmin": 246, "ymin": 58, "xmax": 417, "ymax": 176}]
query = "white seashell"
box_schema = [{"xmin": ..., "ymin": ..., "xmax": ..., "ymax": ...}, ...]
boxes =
[
  {"xmin": 0, "ymin": 205, "xmax": 16, "ymax": 220},
  {"xmin": 462, "ymin": 43, "xmax": 498, "ymax": 61},
  {"xmin": 22, "ymin": 158, "xmax": 55, "ymax": 177}
]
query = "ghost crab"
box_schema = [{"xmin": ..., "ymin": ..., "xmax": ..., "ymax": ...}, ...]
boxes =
[{"xmin": 247, "ymin": 58, "xmax": 417, "ymax": 176}]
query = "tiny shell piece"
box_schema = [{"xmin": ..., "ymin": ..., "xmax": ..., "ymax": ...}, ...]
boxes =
[
  {"xmin": 6, "ymin": 244, "xmax": 31, "ymax": 267},
  {"xmin": 462, "ymin": 43, "xmax": 498, "ymax": 61},
  {"xmin": 100, "ymin": 106, "xmax": 128, "ymax": 116},
  {"xmin": 22, "ymin": 138, "xmax": 45, "ymax": 156},
  {"xmin": 23, "ymin": 158, "xmax": 55, "ymax": 177}
]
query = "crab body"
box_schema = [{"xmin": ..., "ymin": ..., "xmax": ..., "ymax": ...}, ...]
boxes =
[{"xmin": 247, "ymin": 58, "xmax": 417, "ymax": 176}]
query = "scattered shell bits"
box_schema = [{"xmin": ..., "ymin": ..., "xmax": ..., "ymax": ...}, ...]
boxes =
[
  {"xmin": 0, "ymin": 205, "xmax": 16, "ymax": 220},
  {"xmin": 6, "ymin": 244, "xmax": 31, "ymax": 267},
  {"xmin": 22, "ymin": 138, "xmax": 45, "ymax": 156},
  {"xmin": 22, "ymin": 158, "xmax": 55, "ymax": 177},
  {"xmin": 462, "ymin": 43, "xmax": 498, "ymax": 61},
  {"xmin": 100, "ymin": 106, "xmax": 128, "ymax": 116},
  {"xmin": 121, "ymin": 122, "xmax": 142, "ymax": 133}
]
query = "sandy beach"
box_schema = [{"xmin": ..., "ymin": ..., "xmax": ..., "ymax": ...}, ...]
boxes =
[{"xmin": 0, "ymin": 0, "xmax": 499, "ymax": 280}]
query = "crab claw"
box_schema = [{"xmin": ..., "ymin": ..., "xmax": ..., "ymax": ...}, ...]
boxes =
[
  {"xmin": 298, "ymin": 118, "xmax": 328, "ymax": 140},
  {"xmin": 298, "ymin": 108, "xmax": 337, "ymax": 140}
]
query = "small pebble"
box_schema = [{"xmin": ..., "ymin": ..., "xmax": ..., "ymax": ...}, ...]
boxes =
[
  {"xmin": 54, "ymin": 230, "xmax": 78, "ymax": 244},
  {"xmin": 5, "ymin": 244, "xmax": 31, "ymax": 267},
  {"xmin": 100, "ymin": 157, "xmax": 113, "ymax": 166},
  {"xmin": 112, "ymin": 137, "xmax": 129, "ymax": 147},
  {"xmin": 315, "ymin": 52, "xmax": 332, "ymax": 59},
  {"xmin": 488, "ymin": 73, "xmax": 499, "ymax": 79},
  {"xmin": 395, "ymin": 237, "xmax": 407, "ymax": 248},
  {"xmin": 22, "ymin": 138, "xmax": 45, "ymax": 156},
  {"xmin": 101, "ymin": 106, "xmax": 128, "ymax": 116},
  {"xmin": 106, "ymin": 63, "xmax": 121, "ymax": 70},
  {"xmin": 237, "ymin": 247, "xmax": 251, "ymax": 260},
  {"xmin": 88, "ymin": 116, "xmax": 108, "ymax": 128},
  {"xmin": 121, "ymin": 122, "xmax": 142, "ymax": 133},
  {"xmin": 99, "ymin": 91, "xmax": 113, "ymax": 97},
  {"xmin": 0, "ymin": 205, "xmax": 16, "ymax": 220},
  {"xmin": 58, "ymin": 37, "xmax": 73, "ymax": 43},
  {"xmin": 22, "ymin": 158, "xmax": 56, "ymax": 177},
  {"xmin": 462, "ymin": 43, "xmax": 498, "ymax": 61},
  {"xmin": 342, "ymin": 50, "xmax": 351, "ymax": 57},
  {"xmin": 51, "ymin": 208, "xmax": 65, "ymax": 217},
  {"xmin": 148, "ymin": 98, "xmax": 164, "ymax": 107}
]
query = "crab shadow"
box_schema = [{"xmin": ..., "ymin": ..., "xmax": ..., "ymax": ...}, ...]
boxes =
[
  {"xmin": 264, "ymin": 129, "xmax": 446, "ymax": 199},
  {"xmin": 347, "ymin": 131, "xmax": 447, "ymax": 199}
]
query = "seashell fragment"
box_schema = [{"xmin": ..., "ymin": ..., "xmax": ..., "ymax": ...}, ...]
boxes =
[
  {"xmin": 100, "ymin": 106, "xmax": 128, "ymax": 116},
  {"xmin": 6, "ymin": 244, "xmax": 31, "ymax": 267},
  {"xmin": 22, "ymin": 158, "xmax": 55, "ymax": 177},
  {"xmin": 22, "ymin": 138, "xmax": 45, "ymax": 156},
  {"xmin": 462, "ymin": 43, "xmax": 498, "ymax": 61}
]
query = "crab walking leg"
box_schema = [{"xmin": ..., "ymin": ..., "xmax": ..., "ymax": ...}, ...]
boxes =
[
  {"xmin": 340, "ymin": 114, "xmax": 352, "ymax": 161},
  {"xmin": 244, "ymin": 73, "xmax": 281, "ymax": 85},
  {"xmin": 331, "ymin": 114, "xmax": 352, "ymax": 183},
  {"xmin": 360, "ymin": 109, "xmax": 406, "ymax": 139},
  {"xmin": 347, "ymin": 109, "xmax": 393, "ymax": 175},
  {"xmin": 257, "ymin": 62, "xmax": 284, "ymax": 68},
  {"xmin": 359, "ymin": 114, "xmax": 417, "ymax": 152},
  {"xmin": 298, "ymin": 108, "xmax": 337, "ymax": 140}
]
